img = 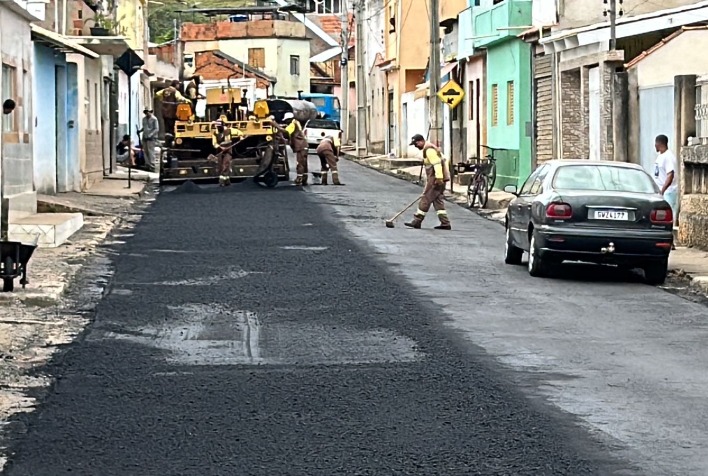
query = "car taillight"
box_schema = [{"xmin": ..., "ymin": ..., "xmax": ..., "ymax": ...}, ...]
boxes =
[
  {"xmin": 546, "ymin": 202, "xmax": 572, "ymax": 219},
  {"xmin": 650, "ymin": 208, "xmax": 673, "ymax": 224}
]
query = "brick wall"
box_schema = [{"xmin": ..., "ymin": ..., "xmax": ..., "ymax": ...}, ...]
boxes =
[
  {"xmin": 194, "ymin": 52, "xmax": 271, "ymax": 88},
  {"xmin": 560, "ymin": 68, "xmax": 588, "ymax": 159}
]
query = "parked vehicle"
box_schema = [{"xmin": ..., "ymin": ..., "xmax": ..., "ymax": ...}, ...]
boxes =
[
  {"xmin": 304, "ymin": 118, "xmax": 341, "ymax": 149},
  {"xmin": 503, "ymin": 160, "xmax": 674, "ymax": 284},
  {"xmin": 299, "ymin": 93, "xmax": 341, "ymax": 123}
]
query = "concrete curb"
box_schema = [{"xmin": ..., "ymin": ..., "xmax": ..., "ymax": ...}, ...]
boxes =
[{"xmin": 342, "ymin": 152, "xmax": 513, "ymax": 212}]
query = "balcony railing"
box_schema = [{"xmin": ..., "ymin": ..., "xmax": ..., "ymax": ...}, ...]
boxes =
[{"xmin": 472, "ymin": 0, "xmax": 532, "ymax": 48}]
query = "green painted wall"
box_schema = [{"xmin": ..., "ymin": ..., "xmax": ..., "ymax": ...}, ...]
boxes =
[{"xmin": 485, "ymin": 39, "xmax": 532, "ymax": 190}]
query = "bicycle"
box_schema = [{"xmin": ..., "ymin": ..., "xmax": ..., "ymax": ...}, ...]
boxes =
[
  {"xmin": 479, "ymin": 145, "xmax": 509, "ymax": 192},
  {"xmin": 457, "ymin": 159, "xmax": 491, "ymax": 209}
]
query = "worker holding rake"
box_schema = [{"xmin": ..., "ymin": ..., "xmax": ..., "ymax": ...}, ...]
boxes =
[{"xmin": 404, "ymin": 134, "xmax": 452, "ymax": 230}]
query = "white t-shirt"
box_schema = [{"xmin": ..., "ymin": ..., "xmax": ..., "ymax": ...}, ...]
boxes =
[{"xmin": 653, "ymin": 150, "xmax": 678, "ymax": 194}]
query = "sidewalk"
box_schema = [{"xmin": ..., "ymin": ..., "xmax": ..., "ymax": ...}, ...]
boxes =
[
  {"xmin": 0, "ymin": 179, "xmax": 152, "ymax": 467},
  {"xmin": 342, "ymin": 151, "xmax": 708, "ymax": 295},
  {"xmin": 3, "ymin": 179, "xmax": 152, "ymax": 306}
]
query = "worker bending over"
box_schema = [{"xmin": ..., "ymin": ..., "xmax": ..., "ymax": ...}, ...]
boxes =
[
  {"xmin": 405, "ymin": 134, "xmax": 452, "ymax": 230},
  {"xmin": 316, "ymin": 134, "xmax": 344, "ymax": 186}
]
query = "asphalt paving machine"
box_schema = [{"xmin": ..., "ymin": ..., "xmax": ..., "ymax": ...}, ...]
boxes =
[{"xmin": 159, "ymin": 87, "xmax": 309, "ymax": 187}]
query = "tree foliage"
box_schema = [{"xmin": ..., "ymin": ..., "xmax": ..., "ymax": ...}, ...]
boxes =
[{"xmin": 148, "ymin": 0, "xmax": 253, "ymax": 44}]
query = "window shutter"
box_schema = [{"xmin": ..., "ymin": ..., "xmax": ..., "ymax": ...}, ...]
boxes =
[
  {"xmin": 507, "ymin": 80, "xmax": 515, "ymax": 125},
  {"xmin": 491, "ymin": 84, "xmax": 498, "ymax": 127}
]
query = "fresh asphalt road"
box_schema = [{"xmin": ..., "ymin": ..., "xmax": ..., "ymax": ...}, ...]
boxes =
[{"xmin": 2, "ymin": 156, "xmax": 708, "ymax": 475}]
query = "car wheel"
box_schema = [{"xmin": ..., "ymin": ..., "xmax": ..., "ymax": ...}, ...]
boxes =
[
  {"xmin": 504, "ymin": 224, "xmax": 523, "ymax": 265},
  {"xmin": 528, "ymin": 230, "xmax": 550, "ymax": 277},
  {"xmin": 644, "ymin": 258, "xmax": 668, "ymax": 285}
]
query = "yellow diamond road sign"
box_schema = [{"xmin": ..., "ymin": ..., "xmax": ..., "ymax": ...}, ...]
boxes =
[{"xmin": 437, "ymin": 79, "xmax": 465, "ymax": 109}]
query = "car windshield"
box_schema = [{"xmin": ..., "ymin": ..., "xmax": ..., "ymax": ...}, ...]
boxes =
[
  {"xmin": 306, "ymin": 120, "xmax": 338, "ymax": 129},
  {"xmin": 552, "ymin": 165, "xmax": 658, "ymax": 194}
]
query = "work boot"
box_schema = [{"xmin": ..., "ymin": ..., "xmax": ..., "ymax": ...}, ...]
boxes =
[
  {"xmin": 321, "ymin": 172, "xmax": 328, "ymax": 186},
  {"xmin": 434, "ymin": 212, "xmax": 451, "ymax": 230},
  {"xmin": 294, "ymin": 175, "xmax": 303, "ymax": 186},
  {"xmin": 332, "ymin": 171, "xmax": 344, "ymax": 186},
  {"xmin": 404, "ymin": 214, "xmax": 424, "ymax": 229}
]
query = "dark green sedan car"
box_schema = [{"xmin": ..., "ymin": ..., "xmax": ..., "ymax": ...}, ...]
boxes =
[{"xmin": 503, "ymin": 160, "xmax": 674, "ymax": 284}]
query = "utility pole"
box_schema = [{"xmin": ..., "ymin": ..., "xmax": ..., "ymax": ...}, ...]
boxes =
[
  {"xmin": 609, "ymin": 0, "xmax": 616, "ymax": 50},
  {"xmin": 355, "ymin": 0, "xmax": 367, "ymax": 156},
  {"xmin": 340, "ymin": 0, "xmax": 349, "ymax": 144},
  {"xmin": 605, "ymin": 0, "xmax": 623, "ymax": 50},
  {"xmin": 428, "ymin": 0, "xmax": 442, "ymax": 146}
]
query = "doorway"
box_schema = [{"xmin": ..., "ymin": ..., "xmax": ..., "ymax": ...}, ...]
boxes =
[{"xmin": 388, "ymin": 90, "xmax": 395, "ymax": 154}]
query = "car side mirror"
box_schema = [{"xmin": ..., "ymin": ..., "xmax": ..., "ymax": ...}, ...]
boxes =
[{"xmin": 504, "ymin": 184, "xmax": 518, "ymax": 195}]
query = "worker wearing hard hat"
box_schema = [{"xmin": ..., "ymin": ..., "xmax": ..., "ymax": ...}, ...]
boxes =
[
  {"xmin": 315, "ymin": 133, "xmax": 344, "ymax": 186},
  {"xmin": 277, "ymin": 112, "xmax": 309, "ymax": 186},
  {"xmin": 211, "ymin": 118, "xmax": 242, "ymax": 150}
]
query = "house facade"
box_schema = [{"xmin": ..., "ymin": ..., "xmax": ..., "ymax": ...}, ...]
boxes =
[
  {"xmin": 181, "ymin": 15, "xmax": 311, "ymax": 98},
  {"xmin": 1, "ymin": 0, "xmax": 38, "ymax": 224}
]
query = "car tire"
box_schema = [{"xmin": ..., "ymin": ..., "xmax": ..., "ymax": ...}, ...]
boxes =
[
  {"xmin": 644, "ymin": 258, "xmax": 668, "ymax": 285},
  {"xmin": 528, "ymin": 230, "xmax": 550, "ymax": 277},
  {"xmin": 504, "ymin": 223, "xmax": 523, "ymax": 265}
]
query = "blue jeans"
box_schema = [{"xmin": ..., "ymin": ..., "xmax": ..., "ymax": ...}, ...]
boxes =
[{"xmin": 664, "ymin": 190, "xmax": 678, "ymax": 223}]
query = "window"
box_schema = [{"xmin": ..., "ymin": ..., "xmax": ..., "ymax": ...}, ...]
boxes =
[
  {"xmin": 491, "ymin": 83, "xmax": 498, "ymax": 127},
  {"xmin": 530, "ymin": 165, "xmax": 549, "ymax": 195},
  {"xmin": 248, "ymin": 48, "xmax": 265, "ymax": 69},
  {"xmin": 519, "ymin": 167, "xmax": 541, "ymax": 195},
  {"xmin": 506, "ymin": 80, "xmax": 515, "ymax": 125},
  {"xmin": 468, "ymin": 81, "xmax": 474, "ymax": 120},
  {"xmin": 290, "ymin": 55, "xmax": 300, "ymax": 75},
  {"xmin": 552, "ymin": 165, "xmax": 658, "ymax": 194},
  {"xmin": 307, "ymin": 0, "xmax": 342, "ymax": 15},
  {"xmin": 2, "ymin": 64, "xmax": 16, "ymax": 132},
  {"xmin": 23, "ymin": 69, "xmax": 31, "ymax": 133}
]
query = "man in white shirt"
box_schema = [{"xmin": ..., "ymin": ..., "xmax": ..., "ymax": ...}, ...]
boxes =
[{"xmin": 653, "ymin": 134, "xmax": 678, "ymax": 224}]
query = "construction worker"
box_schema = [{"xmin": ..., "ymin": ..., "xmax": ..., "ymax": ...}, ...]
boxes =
[
  {"xmin": 211, "ymin": 118, "xmax": 242, "ymax": 149},
  {"xmin": 316, "ymin": 134, "xmax": 343, "ymax": 185},
  {"xmin": 215, "ymin": 140, "xmax": 234, "ymax": 187},
  {"xmin": 274, "ymin": 112, "xmax": 308, "ymax": 186},
  {"xmin": 405, "ymin": 134, "xmax": 452, "ymax": 230},
  {"xmin": 154, "ymin": 80, "xmax": 190, "ymax": 135}
]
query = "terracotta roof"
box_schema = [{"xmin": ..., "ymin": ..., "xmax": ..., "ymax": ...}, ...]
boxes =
[
  {"xmin": 194, "ymin": 51, "xmax": 274, "ymax": 89},
  {"xmin": 624, "ymin": 26, "xmax": 708, "ymax": 69},
  {"xmin": 311, "ymin": 13, "xmax": 356, "ymax": 47}
]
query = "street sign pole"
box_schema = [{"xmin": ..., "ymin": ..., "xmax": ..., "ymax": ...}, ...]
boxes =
[{"xmin": 437, "ymin": 79, "xmax": 464, "ymax": 195}]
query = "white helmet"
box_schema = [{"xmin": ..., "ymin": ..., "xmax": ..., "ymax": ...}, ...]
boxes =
[{"xmin": 283, "ymin": 112, "xmax": 294, "ymax": 121}]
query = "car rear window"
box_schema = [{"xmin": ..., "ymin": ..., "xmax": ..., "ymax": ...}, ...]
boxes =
[
  {"xmin": 306, "ymin": 120, "xmax": 338, "ymax": 129},
  {"xmin": 552, "ymin": 165, "xmax": 658, "ymax": 194}
]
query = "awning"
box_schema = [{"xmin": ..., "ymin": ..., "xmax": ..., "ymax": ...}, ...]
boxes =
[
  {"xmin": 67, "ymin": 35, "xmax": 130, "ymax": 57},
  {"xmin": 414, "ymin": 62, "xmax": 459, "ymax": 91},
  {"xmin": 30, "ymin": 24, "xmax": 99, "ymax": 58},
  {"xmin": 441, "ymin": 61, "xmax": 457, "ymax": 78},
  {"xmin": 541, "ymin": 0, "xmax": 708, "ymax": 53}
]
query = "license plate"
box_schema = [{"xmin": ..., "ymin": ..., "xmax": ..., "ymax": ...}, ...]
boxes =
[{"xmin": 591, "ymin": 210, "xmax": 629, "ymax": 221}]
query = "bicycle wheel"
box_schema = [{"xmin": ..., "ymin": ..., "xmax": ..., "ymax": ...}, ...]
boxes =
[
  {"xmin": 469, "ymin": 176, "xmax": 488, "ymax": 208},
  {"xmin": 487, "ymin": 160, "xmax": 497, "ymax": 192},
  {"xmin": 478, "ymin": 176, "xmax": 489, "ymax": 208},
  {"xmin": 466, "ymin": 180, "xmax": 475, "ymax": 208}
]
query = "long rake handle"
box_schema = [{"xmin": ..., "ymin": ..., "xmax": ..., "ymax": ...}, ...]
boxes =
[{"xmin": 388, "ymin": 195, "xmax": 422, "ymax": 222}]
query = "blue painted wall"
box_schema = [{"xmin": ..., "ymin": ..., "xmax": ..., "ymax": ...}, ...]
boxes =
[
  {"xmin": 32, "ymin": 44, "xmax": 58, "ymax": 195},
  {"xmin": 65, "ymin": 63, "xmax": 80, "ymax": 192}
]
